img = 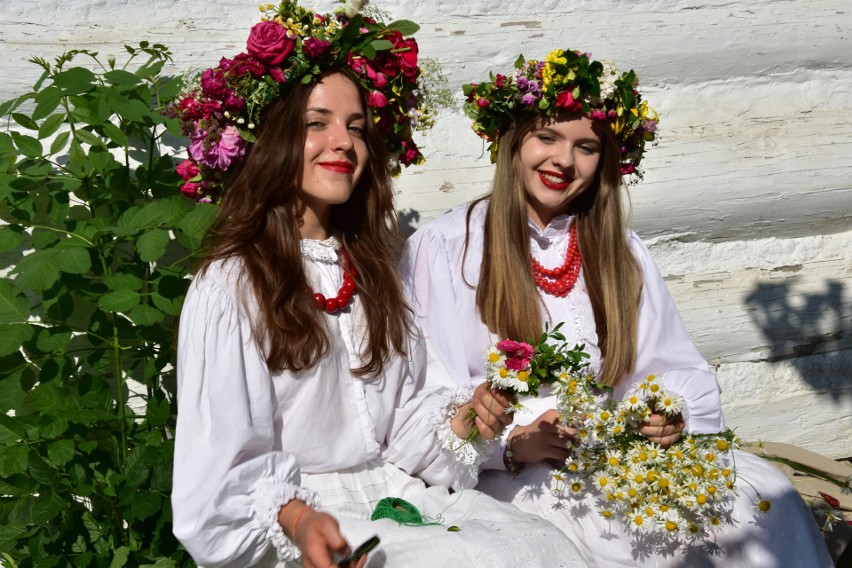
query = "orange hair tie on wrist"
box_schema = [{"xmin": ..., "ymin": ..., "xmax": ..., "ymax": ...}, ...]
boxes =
[{"xmin": 291, "ymin": 505, "xmax": 309, "ymax": 539}]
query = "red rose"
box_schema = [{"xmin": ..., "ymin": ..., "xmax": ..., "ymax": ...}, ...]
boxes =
[
  {"xmin": 246, "ymin": 21, "xmax": 295, "ymax": 66},
  {"xmin": 556, "ymin": 90, "xmax": 580, "ymax": 111}
]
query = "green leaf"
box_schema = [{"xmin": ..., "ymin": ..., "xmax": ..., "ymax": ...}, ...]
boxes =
[
  {"xmin": 110, "ymin": 547, "xmax": 130, "ymax": 568},
  {"xmin": 0, "ymin": 445, "xmax": 29, "ymax": 476},
  {"xmin": 130, "ymin": 491, "xmax": 162, "ymax": 520},
  {"xmin": 38, "ymin": 113, "xmax": 65, "ymax": 139},
  {"xmin": 11, "ymin": 131, "xmax": 43, "ymax": 157},
  {"xmin": 55, "ymin": 246, "xmax": 91, "ymax": 274},
  {"xmin": 0, "ymin": 324, "xmax": 34, "ymax": 357},
  {"xmin": 53, "ymin": 66, "xmax": 96, "ymax": 95},
  {"xmin": 74, "ymin": 128, "xmax": 106, "ymax": 149},
  {"xmin": 369, "ymin": 39, "xmax": 394, "ymax": 52},
  {"xmin": 105, "ymin": 69, "xmax": 142, "ymax": 88},
  {"xmin": 0, "ymin": 280, "xmax": 30, "ymax": 324},
  {"xmin": 36, "ymin": 327, "xmax": 73, "ymax": 353},
  {"xmin": 145, "ymin": 396, "xmax": 170, "ymax": 427},
  {"xmin": 129, "ymin": 304, "xmax": 165, "ymax": 326},
  {"xmin": 0, "ymin": 522, "xmax": 28, "ymax": 553},
  {"xmin": 0, "ymin": 414, "xmax": 28, "ymax": 444},
  {"xmin": 12, "ymin": 112, "xmax": 38, "ymax": 131},
  {"xmin": 0, "ymin": 366, "xmax": 30, "ymax": 413},
  {"xmin": 46, "ymin": 439, "xmax": 76, "ymax": 467},
  {"xmin": 176, "ymin": 202, "xmax": 218, "ymax": 250},
  {"xmin": 13, "ymin": 249, "xmax": 60, "ymax": 290},
  {"xmin": 103, "ymin": 273, "xmax": 143, "ymax": 291},
  {"xmin": 49, "ymin": 130, "xmax": 71, "ymax": 155},
  {"xmin": 447, "ymin": 525, "xmax": 461, "ymax": 532},
  {"xmin": 389, "ymin": 19, "xmax": 420, "ymax": 36},
  {"xmin": 0, "ymin": 226, "xmax": 23, "ymax": 253},
  {"xmin": 32, "ymin": 85, "xmax": 62, "ymax": 120},
  {"xmin": 102, "ymin": 122, "xmax": 129, "ymax": 146},
  {"xmin": 137, "ymin": 228, "xmax": 169, "ymax": 262},
  {"xmin": 98, "ymin": 289, "xmax": 141, "ymax": 313}
]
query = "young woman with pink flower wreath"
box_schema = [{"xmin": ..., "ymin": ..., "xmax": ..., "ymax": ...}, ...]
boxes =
[
  {"xmin": 169, "ymin": 3, "xmax": 588, "ymax": 568},
  {"xmin": 401, "ymin": 49, "xmax": 833, "ymax": 567}
]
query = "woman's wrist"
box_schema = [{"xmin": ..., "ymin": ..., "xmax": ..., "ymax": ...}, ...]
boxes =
[
  {"xmin": 278, "ymin": 499, "xmax": 310, "ymax": 540},
  {"xmin": 450, "ymin": 402, "xmax": 475, "ymax": 439},
  {"xmin": 503, "ymin": 426, "xmax": 524, "ymax": 478}
]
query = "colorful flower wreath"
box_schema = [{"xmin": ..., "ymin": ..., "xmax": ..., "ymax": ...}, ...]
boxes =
[
  {"xmin": 167, "ymin": 0, "xmax": 430, "ymax": 202},
  {"xmin": 462, "ymin": 49, "xmax": 659, "ymax": 178}
]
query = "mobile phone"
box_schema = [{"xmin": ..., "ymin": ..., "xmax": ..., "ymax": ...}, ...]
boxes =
[{"xmin": 337, "ymin": 535, "xmax": 380, "ymax": 566}]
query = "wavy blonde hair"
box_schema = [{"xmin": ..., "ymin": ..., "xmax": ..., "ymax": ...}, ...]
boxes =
[{"xmin": 467, "ymin": 114, "xmax": 641, "ymax": 386}]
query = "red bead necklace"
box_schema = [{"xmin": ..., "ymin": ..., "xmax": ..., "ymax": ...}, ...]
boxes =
[
  {"xmin": 310, "ymin": 248, "xmax": 357, "ymax": 314},
  {"xmin": 531, "ymin": 222, "xmax": 582, "ymax": 297}
]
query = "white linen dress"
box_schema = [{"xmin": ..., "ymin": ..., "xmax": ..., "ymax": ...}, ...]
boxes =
[
  {"xmin": 400, "ymin": 202, "xmax": 833, "ymax": 568},
  {"xmin": 172, "ymin": 236, "xmax": 589, "ymax": 568}
]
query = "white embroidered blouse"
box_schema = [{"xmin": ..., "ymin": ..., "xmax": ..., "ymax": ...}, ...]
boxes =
[{"xmin": 172, "ymin": 238, "xmax": 490, "ymax": 566}]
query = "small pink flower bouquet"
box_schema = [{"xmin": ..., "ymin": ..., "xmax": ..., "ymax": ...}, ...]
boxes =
[{"xmin": 459, "ymin": 324, "xmax": 590, "ymax": 445}]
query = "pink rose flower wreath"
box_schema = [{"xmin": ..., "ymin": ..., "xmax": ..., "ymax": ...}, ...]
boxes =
[{"xmin": 166, "ymin": 0, "xmax": 430, "ymax": 202}]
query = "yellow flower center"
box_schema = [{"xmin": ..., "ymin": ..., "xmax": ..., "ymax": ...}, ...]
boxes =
[{"xmin": 518, "ymin": 371, "xmax": 529, "ymax": 382}]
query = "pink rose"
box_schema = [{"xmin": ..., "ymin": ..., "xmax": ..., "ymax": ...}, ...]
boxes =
[
  {"xmin": 589, "ymin": 110, "xmax": 607, "ymax": 121},
  {"xmin": 176, "ymin": 159, "xmax": 199, "ymax": 181},
  {"xmin": 246, "ymin": 21, "xmax": 295, "ymax": 66},
  {"xmin": 189, "ymin": 125, "xmax": 246, "ymax": 171},
  {"xmin": 620, "ymin": 163, "xmax": 636, "ymax": 175},
  {"xmin": 366, "ymin": 90, "xmax": 389, "ymax": 109},
  {"xmin": 476, "ymin": 98, "xmax": 490, "ymax": 108},
  {"xmin": 399, "ymin": 140, "xmax": 419, "ymax": 166},
  {"xmin": 180, "ymin": 182, "xmax": 201, "ymax": 200},
  {"xmin": 303, "ymin": 37, "xmax": 331, "ymax": 58},
  {"xmin": 200, "ymin": 69, "xmax": 228, "ymax": 98},
  {"xmin": 179, "ymin": 96, "xmax": 203, "ymax": 121},
  {"xmin": 223, "ymin": 93, "xmax": 245, "ymax": 112},
  {"xmin": 269, "ymin": 67, "xmax": 286, "ymax": 83},
  {"xmin": 388, "ymin": 31, "xmax": 419, "ymax": 78},
  {"xmin": 496, "ymin": 340, "xmax": 534, "ymax": 371}
]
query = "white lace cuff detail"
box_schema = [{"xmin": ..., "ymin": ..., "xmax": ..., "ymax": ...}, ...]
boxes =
[
  {"xmin": 251, "ymin": 477, "xmax": 321, "ymax": 562},
  {"xmin": 434, "ymin": 386, "xmax": 500, "ymax": 475}
]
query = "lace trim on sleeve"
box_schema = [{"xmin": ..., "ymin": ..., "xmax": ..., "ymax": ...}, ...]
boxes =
[
  {"xmin": 251, "ymin": 477, "xmax": 321, "ymax": 562},
  {"xmin": 433, "ymin": 386, "xmax": 500, "ymax": 474}
]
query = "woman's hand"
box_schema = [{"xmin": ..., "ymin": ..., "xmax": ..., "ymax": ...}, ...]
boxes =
[
  {"xmin": 508, "ymin": 409, "xmax": 575, "ymax": 467},
  {"xmin": 279, "ymin": 501, "xmax": 364, "ymax": 568},
  {"xmin": 451, "ymin": 382, "xmax": 515, "ymax": 440},
  {"xmin": 637, "ymin": 412, "xmax": 684, "ymax": 449}
]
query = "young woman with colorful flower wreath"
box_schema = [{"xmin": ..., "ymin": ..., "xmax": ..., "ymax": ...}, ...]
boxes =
[
  {"xmin": 170, "ymin": 3, "xmax": 589, "ymax": 567},
  {"xmin": 400, "ymin": 49, "xmax": 833, "ymax": 567}
]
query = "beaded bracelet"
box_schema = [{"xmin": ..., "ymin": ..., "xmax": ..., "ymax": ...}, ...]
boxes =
[{"xmin": 504, "ymin": 427, "xmax": 524, "ymax": 478}]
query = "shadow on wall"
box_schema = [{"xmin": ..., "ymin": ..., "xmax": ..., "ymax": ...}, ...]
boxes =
[
  {"xmin": 397, "ymin": 208, "xmax": 421, "ymax": 239},
  {"xmin": 745, "ymin": 280, "xmax": 852, "ymax": 402}
]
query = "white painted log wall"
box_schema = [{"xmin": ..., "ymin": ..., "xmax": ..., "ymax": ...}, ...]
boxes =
[{"xmin": 1, "ymin": 0, "xmax": 850, "ymax": 456}]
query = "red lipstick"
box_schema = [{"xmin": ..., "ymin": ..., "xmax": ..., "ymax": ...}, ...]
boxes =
[
  {"xmin": 538, "ymin": 170, "xmax": 571, "ymax": 191},
  {"xmin": 318, "ymin": 161, "xmax": 354, "ymax": 174}
]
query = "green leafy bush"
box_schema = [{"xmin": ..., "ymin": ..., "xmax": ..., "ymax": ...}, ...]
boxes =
[{"xmin": 0, "ymin": 43, "xmax": 213, "ymax": 566}]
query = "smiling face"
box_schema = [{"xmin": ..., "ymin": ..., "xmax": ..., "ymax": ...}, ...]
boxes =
[
  {"xmin": 519, "ymin": 115, "xmax": 602, "ymax": 229},
  {"xmin": 298, "ymin": 72, "xmax": 368, "ymax": 239}
]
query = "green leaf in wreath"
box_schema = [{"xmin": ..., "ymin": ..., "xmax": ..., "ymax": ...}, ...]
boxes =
[{"xmin": 389, "ymin": 19, "xmax": 420, "ymax": 36}]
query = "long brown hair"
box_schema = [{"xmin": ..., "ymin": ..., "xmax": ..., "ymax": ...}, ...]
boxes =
[
  {"xmin": 469, "ymin": 114, "xmax": 641, "ymax": 386},
  {"xmin": 199, "ymin": 70, "xmax": 409, "ymax": 377}
]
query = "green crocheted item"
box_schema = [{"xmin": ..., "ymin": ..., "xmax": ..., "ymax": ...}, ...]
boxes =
[{"xmin": 370, "ymin": 497, "xmax": 443, "ymax": 527}]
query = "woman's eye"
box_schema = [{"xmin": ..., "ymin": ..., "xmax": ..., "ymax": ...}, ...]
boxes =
[
  {"xmin": 579, "ymin": 145, "xmax": 599, "ymax": 154},
  {"xmin": 348, "ymin": 124, "xmax": 366, "ymax": 136},
  {"xmin": 537, "ymin": 134, "xmax": 555, "ymax": 143},
  {"xmin": 306, "ymin": 120, "xmax": 325, "ymax": 129}
]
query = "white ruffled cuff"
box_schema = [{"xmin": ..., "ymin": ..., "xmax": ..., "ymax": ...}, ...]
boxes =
[
  {"xmin": 434, "ymin": 387, "xmax": 501, "ymax": 479},
  {"xmin": 251, "ymin": 477, "xmax": 321, "ymax": 562}
]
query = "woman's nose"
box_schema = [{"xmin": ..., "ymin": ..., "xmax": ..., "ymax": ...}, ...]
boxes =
[{"xmin": 328, "ymin": 123, "xmax": 354, "ymax": 151}]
